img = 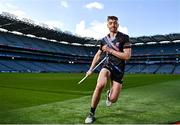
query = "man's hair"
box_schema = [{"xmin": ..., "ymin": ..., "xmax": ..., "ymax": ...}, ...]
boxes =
[{"xmin": 107, "ymin": 16, "xmax": 118, "ymax": 21}]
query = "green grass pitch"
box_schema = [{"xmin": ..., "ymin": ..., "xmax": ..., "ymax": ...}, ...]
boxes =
[{"xmin": 0, "ymin": 73, "xmax": 180, "ymax": 123}]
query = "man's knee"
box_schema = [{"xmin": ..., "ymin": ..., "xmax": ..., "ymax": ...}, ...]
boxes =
[
  {"xmin": 109, "ymin": 95, "xmax": 118, "ymax": 103},
  {"xmin": 95, "ymin": 82, "xmax": 105, "ymax": 91}
]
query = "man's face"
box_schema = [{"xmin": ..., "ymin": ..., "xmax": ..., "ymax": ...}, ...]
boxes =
[{"xmin": 107, "ymin": 19, "xmax": 119, "ymax": 33}]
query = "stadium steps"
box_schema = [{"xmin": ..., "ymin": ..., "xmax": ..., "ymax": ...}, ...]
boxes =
[
  {"xmin": 125, "ymin": 64, "xmax": 134, "ymax": 72},
  {"xmin": 154, "ymin": 64, "xmax": 163, "ymax": 74},
  {"xmin": 140, "ymin": 65, "xmax": 148, "ymax": 73},
  {"xmin": 154, "ymin": 64, "xmax": 161, "ymax": 74},
  {"xmin": 173, "ymin": 64, "xmax": 180, "ymax": 74},
  {"xmin": 156, "ymin": 64, "xmax": 174, "ymax": 74},
  {"xmin": 171, "ymin": 64, "xmax": 176, "ymax": 74},
  {"xmin": 15, "ymin": 61, "xmax": 40, "ymax": 72},
  {"xmin": 141, "ymin": 64, "xmax": 159, "ymax": 74},
  {"xmin": 128, "ymin": 64, "xmax": 146, "ymax": 73}
]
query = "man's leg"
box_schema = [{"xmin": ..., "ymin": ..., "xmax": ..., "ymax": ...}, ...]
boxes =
[
  {"xmin": 91, "ymin": 68, "xmax": 110, "ymax": 109},
  {"xmin": 85, "ymin": 68, "xmax": 110, "ymax": 123},
  {"xmin": 108, "ymin": 81, "xmax": 122, "ymax": 103}
]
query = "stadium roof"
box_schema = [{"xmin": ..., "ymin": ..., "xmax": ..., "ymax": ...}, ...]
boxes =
[
  {"xmin": 0, "ymin": 12, "xmax": 96, "ymax": 45},
  {"xmin": 130, "ymin": 34, "xmax": 180, "ymax": 45},
  {"xmin": 0, "ymin": 12, "xmax": 180, "ymax": 46}
]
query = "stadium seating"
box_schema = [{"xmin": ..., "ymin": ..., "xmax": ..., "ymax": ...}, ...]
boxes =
[
  {"xmin": 126, "ymin": 64, "xmax": 146, "ymax": 73},
  {"xmin": 0, "ymin": 31, "xmax": 179, "ymax": 74},
  {"xmin": 156, "ymin": 64, "xmax": 175, "ymax": 74},
  {"xmin": 0, "ymin": 32, "xmax": 97, "ymax": 56},
  {"xmin": 0, "ymin": 59, "xmax": 89, "ymax": 73},
  {"xmin": 132, "ymin": 43, "xmax": 179, "ymax": 55},
  {"xmin": 173, "ymin": 64, "xmax": 180, "ymax": 74},
  {"xmin": 141, "ymin": 64, "xmax": 160, "ymax": 74}
]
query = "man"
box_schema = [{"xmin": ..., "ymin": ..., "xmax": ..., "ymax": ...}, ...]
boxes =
[{"xmin": 84, "ymin": 16, "xmax": 132, "ymax": 124}]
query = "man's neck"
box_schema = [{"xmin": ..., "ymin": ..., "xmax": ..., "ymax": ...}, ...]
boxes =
[{"xmin": 110, "ymin": 32, "xmax": 118, "ymax": 38}]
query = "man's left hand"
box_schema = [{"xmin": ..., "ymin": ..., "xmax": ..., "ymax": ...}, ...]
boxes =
[{"xmin": 102, "ymin": 45, "xmax": 113, "ymax": 54}]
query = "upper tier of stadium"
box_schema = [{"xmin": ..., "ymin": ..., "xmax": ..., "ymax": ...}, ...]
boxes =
[{"xmin": 0, "ymin": 12, "xmax": 180, "ymax": 46}]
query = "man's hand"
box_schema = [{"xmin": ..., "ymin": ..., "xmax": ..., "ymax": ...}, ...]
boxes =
[
  {"xmin": 102, "ymin": 45, "xmax": 113, "ymax": 54},
  {"xmin": 86, "ymin": 69, "xmax": 93, "ymax": 76}
]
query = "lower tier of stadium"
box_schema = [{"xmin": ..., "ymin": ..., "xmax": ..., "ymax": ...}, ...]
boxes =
[{"xmin": 0, "ymin": 59, "xmax": 179, "ymax": 74}]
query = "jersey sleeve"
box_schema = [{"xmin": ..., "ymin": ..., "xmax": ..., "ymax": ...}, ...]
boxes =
[
  {"xmin": 99, "ymin": 38, "xmax": 107, "ymax": 51},
  {"xmin": 123, "ymin": 35, "xmax": 131, "ymax": 49}
]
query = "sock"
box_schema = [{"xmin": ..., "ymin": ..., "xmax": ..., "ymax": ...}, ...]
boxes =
[{"xmin": 90, "ymin": 107, "xmax": 96, "ymax": 115}]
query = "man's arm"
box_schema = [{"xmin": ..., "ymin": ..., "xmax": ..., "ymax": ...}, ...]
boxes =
[
  {"xmin": 86, "ymin": 50, "xmax": 102, "ymax": 76},
  {"xmin": 102, "ymin": 45, "xmax": 131, "ymax": 60}
]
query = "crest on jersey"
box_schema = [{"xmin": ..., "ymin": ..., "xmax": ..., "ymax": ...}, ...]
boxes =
[{"xmin": 115, "ymin": 42, "xmax": 120, "ymax": 48}]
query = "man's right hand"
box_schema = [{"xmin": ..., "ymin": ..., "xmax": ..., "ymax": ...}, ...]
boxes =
[{"xmin": 86, "ymin": 69, "xmax": 93, "ymax": 76}]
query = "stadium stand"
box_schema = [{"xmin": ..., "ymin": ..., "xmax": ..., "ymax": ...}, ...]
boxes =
[
  {"xmin": 0, "ymin": 12, "xmax": 179, "ymax": 74},
  {"xmin": 174, "ymin": 64, "xmax": 180, "ymax": 74},
  {"xmin": 141, "ymin": 64, "xmax": 160, "ymax": 74},
  {"xmin": 156, "ymin": 64, "xmax": 175, "ymax": 74}
]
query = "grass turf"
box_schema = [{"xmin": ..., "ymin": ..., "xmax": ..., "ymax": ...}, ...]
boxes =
[{"xmin": 0, "ymin": 73, "xmax": 179, "ymax": 123}]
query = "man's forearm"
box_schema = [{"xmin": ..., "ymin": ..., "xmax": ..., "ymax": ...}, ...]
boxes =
[
  {"xmin": 102, "ymin": 45, "xmax": 131, "ymax": 60},
  {"xmin": 110, "ymin": 49, "xmax": 131, "ymax": 60},
  {"xmin": 89, "ymin": 51, "xmax": 101, "ymax": 70}
]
